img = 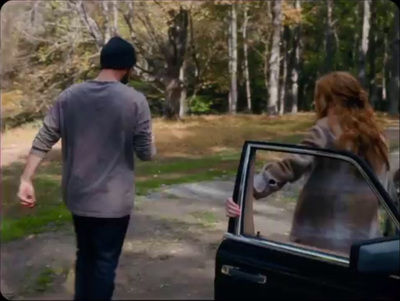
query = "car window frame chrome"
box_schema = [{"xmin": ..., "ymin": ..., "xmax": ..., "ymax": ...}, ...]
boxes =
[{"xmin": 230, "ymin": 141, "xmax": 400, "ymax": 266}]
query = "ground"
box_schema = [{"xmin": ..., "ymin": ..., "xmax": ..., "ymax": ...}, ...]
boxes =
[{"xmin": 1, "ymin": 114, "xmax": 399, "ymax": 300}]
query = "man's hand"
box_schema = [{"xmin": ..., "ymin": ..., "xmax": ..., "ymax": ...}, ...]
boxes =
[
  {"xmin": 18, "ymin": 178, "xmax": 36, "ymax": 208},
  {"xmin": 18, "ymin": 153, "xmax": 43, "ymax": 208}
]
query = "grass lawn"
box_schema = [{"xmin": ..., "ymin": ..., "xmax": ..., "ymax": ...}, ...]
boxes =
[{"xmin": 1, "ymin": 113, "xmax": 398, "ymax": 242}]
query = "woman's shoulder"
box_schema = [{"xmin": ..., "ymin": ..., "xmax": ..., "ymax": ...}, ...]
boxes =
[
  {"xmin": 314, "ymin": 117, "xmax": 336, "ymax": 135},
  {"xmin": 316, "ymin": 117, "xmax": 329, "ymax": 128}
]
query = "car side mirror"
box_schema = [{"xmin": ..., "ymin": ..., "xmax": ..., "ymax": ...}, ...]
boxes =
[{"xmin": 350, "ymin": 236, "xmax": 400, "ymax": 276}]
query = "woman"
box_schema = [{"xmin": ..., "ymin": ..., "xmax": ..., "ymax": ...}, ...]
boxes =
[{"xmin": 226, "ymin": 71, "xmax": 398, "ymax": 253}]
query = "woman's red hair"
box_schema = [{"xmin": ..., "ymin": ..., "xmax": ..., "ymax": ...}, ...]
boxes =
[{"xmin": 314, "ymin": 71, "xmax": 389, "ymax": 173}]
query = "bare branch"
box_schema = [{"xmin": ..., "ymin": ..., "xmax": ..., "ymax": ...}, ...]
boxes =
[
  {"xmin": 119, "ymin": 1, "xmax": 135, "ymax": 40},
  {"xmin": 113, "ymin": 0, "xmax": 119, "ymax": 35},
  {"xmin": 68, "ymin": 0, "xmax": 104, "ymax": 48},
  {"xmin": 136, "ymin": 14, "xmax": 166, "ymax": 55},
  {"xmin": 102, "ymin": 1, "xmax": 111, "ymax": 42},
  {"xmin": 135, "ymin": 64, "xmax": 155, "ymax": 75},
  {"xmin": 188, "ymin": 10, "xmax": 200, "ymax": 84},
  {"xmin": 153, "ymin": 0, "xmax": 171, "ymax": 18}
]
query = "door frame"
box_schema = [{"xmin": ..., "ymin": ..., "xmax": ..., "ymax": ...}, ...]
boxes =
[{"xmin": 226, "ymin": 141, "xmax": 400, "ymax": 268}]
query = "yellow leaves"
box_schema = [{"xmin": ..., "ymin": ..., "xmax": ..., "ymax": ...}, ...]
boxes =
[
  {"xmin": 1, "ymin": 90, "xmax": 25, "ymax": 114},
  {"xmin": 282, "ymin": 0, "xmax": 302, "ymax": 26}
]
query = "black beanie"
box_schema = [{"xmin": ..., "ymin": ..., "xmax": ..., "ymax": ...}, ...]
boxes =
[{"xmin": 100, "ymin": 37, "xmax": 137, "ymax": 70}]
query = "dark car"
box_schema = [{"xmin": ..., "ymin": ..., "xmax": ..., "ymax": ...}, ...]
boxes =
[{"xmin": 215, "ymin": 141, "xmax": 399, "ymax": 300}]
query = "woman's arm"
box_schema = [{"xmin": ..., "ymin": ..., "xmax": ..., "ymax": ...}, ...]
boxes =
[{"xmin": 253, "ymin": 124, "xmax": 328, "ymax": 200}]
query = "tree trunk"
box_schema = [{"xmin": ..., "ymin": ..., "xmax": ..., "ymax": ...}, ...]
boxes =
[
  {"xmin": 389, "ymin": 9, "xmax": 399, "ymax": 115},
  {"xmin": 268, "ymin": 0, "xmax": 282, "ymax": 115},
  {"xmin": 290, "ymin": 0, "xmax": 301, "ymax": 113},
  {"xmin": 368, "ymin": 1, "xmax": 378, "ymax": 107},
  {"xmin": 30, "ymin": 1, "xmax": 39, "ymax": 27},
  {"xmin": 102, "ymin": 1, "xmax": 111, "ymax": 42},
  {"xmin": 382, "ymin": 31, "xmax": 389, "ymax": 104},
  {"xmin": 164, "ymin": 76, "xmax": 181, "ymax": 120},
  {"xmin": 113, "ymin": 0, "xmax": 118, "ymax": 35},
  {"xmin": 279, "ymin": 26, "xmax": 290, "ymax": 115},
  {"xmin": 263, "ymin": 1, "xmax": 272, "ymax": 111},
  {"xmin": 358, "ymin": 0, "xmax": 371, "ymax": 88},
  {"xmin": 228, "ymin": 9, "xmax": 233, "ymax": 113},
  {"xmin": 264, "ymin": 45, "xmax": 269, "ymax": 110},
  {"xmin": 324, "ymin": 0, "xmax": 335, "ymax": 73},
  {"xmin": 228, "ymin": 3, "xmax": 238, "ymax": 114},
  {"xmin": 179, "ymin": 60, "xmax": 187, "ymax": 118},
  {"xmin": 163, "ymin": 7, "xmax": 189, "ymax": 120},
  {"xmin": 242, "ymin": 4, "xmax": 252, "ymax": 112}
]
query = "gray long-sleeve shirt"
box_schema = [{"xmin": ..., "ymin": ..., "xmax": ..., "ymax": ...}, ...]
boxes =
[{"xmin": 31, "ymin": 80, "xmax": 156, "ymax": 218}]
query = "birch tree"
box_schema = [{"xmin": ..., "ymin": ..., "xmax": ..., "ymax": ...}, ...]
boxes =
[
  {"xmin": 358, "ymin": 0, "xmax": 371, "ymax": 88},
  {"xmin": 242, "ymin": 3, "xmax": 252, "ymax": 112},
  {"xmin": 290, "ymin": 0, "xmax": 301, "ymax": 113},
  {"xmin": 228, "ymin": 2, "xmax": 238, "ymax": 114},
  {"xmin": 268, "ymin": 0, "xmax": 282, "ymax": 115},
  {"xmin": 368, "ymin": 1, "xmax": 378, "ymax": 106},
  {"xmin": 389, "ymin": 9, "xmax": 399, "ymax": 115},
  {"xmin": 324, "ymin": 0, "xmax": 335, "ymax": 73}
]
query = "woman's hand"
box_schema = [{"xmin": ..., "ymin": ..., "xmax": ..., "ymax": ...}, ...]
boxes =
[{"xmin": 225, "ymin": 197, "xmax": 241, "ymax": 217}]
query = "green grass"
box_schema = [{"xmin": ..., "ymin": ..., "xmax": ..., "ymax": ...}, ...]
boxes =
[
  {"xmin": 1, "ymin": 205, "xmax": 72, "ymax": 242},
  {"xmin": 0, "ymin": 150, "xmax": 243, "ymax": 242},
  {"xmin": 34, "ymin": 267, "xmax": 56, "ymax": 293}
]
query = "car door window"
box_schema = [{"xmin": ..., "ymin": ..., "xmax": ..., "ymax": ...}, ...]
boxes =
[{"xmin": 235, "ymin": 144, "xmax": 399, "ymax": 261}]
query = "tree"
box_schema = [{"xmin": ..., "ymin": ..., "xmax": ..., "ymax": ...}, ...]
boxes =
[
  {"xmin": 290, "ymin": 0, "xmax": 301, "ymax": 113},
  {"xmin": 382, "ymin": 28, "xmax": 389, "ymax": 104},
  {"xmin": 324, "ymin": 0, "xmax": 335, "ymax": 73},
  {"xmin": 2, "ymin": 0, "xmax": 399, "ymax": 127},
  {"xmin": 388, "ymin": 8, "xmax": 399, "ymax": 115},
  {"xmin": 228, "ymin": 2, "xmax": 238, "ymax": 114},
  {"xmin": 242, "ymin": 3, "xmax": 252, "ymax": 112},
  {"xmin": 102, "ymin": 1, "xmax": 111, "ymax": 42},
  {"xmin": 368, "ymin": 0, "xmax": 378, "ymax": 106},
  {"xmin": 267, "ymin": 0, "xmax": 282, "ymax": 115},
  {"xmin": 161, "ymin": 6, "xmax": 190, "ymax": 119},
  {"xmin": 279, "ymin": 25, "xmax": 290, "ymax": 115},
  {"xmin": 113, "ymin": 0, "xmax": 118, "ymax": 35},
  {"xmin": 69, "ymin": 0, "xmax": 105, "ymax": 49},
  {"xmin": 358, "ymin": 0, "xmax": 371, "ymax": 88},
  {"xmin": 119, "ymin": 1, "xmax": 191, "ymax": 119},
  {"xmin": 179, "ymin": 59, "xmax": 187, "ymax": 118}
]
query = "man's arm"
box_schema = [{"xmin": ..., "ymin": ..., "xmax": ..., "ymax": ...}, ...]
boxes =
[
  {"xmin": 29, "ymin": 100, "xmax": 62, "ymax": 160},
  {"xmin": 134, "ymin": 97, "xmax": 156, "ymax": 161},
  {"xmin": 19, "ymin": 98, "xmax": 62, "ymax": 205}
]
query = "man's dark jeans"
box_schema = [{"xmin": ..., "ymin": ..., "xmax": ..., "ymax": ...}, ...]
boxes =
[{"xmin": 72, "ymin": 214, "xmax": 130, "ymax": 301}]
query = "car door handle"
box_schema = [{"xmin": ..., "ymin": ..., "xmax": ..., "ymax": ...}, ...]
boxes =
[{"xmin": 221, "ymin": 265, "xmax": 267, "ymax": 284}]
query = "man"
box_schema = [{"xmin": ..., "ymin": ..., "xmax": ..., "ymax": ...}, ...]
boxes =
[{"xmin": 17, "ymin": 36, "xmax": 155, "ymax": 300}]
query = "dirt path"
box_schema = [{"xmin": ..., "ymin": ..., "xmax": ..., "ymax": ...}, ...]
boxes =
[
  {"xmin": 0, "ymin": 182, "xmax": 230, "ymax": 300},
  {"xmin": 1, "ymin": 176, "xmax": 301, "ymax": 300}
]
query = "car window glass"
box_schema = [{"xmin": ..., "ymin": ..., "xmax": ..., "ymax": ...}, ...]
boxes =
[{"xmin": 241, "ymin": 149, "xmax": 399, "ymax": 259}]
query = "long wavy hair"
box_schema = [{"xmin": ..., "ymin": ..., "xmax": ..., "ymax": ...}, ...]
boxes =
[{"xmin": 314, "ymin": 71, "xmax": 389, "ymax": 173}]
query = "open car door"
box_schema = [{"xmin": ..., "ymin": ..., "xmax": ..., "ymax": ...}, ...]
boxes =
[{"xmin": 215, "ymin": 141, "xmax": 400, "ymax": 300}]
